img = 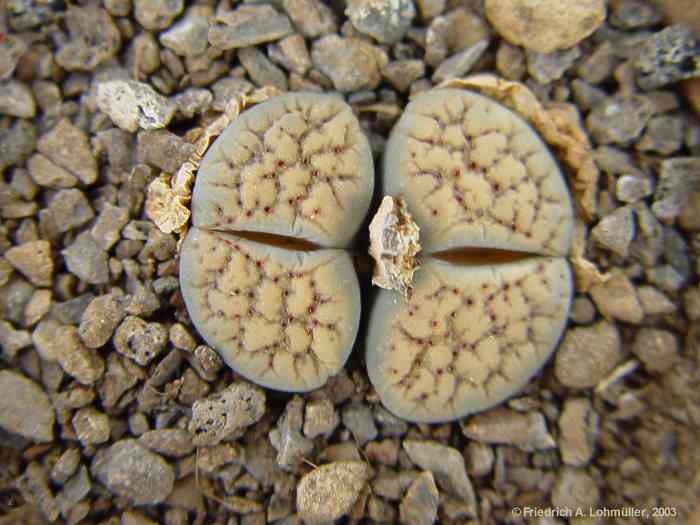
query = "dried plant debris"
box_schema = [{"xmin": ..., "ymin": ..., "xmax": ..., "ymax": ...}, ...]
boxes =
[
  {"xmin": 368, "ymin": 87, "xmax": 574, "ymax": 422},
  {"xmin": 368, "ymin": 195, "xmax": 421, "ymax": 297},
  {"xmin": 180, "ymin": 92, "xmax": 372, "ymax": 391}
]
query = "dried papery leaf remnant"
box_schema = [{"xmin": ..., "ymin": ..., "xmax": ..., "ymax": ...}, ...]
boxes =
[
  {"xmin": 368, "ymin": 195, "xmax": 421, "ymax": 298},
  {"xmin": 368, "ymin": 86, "xmax": 574, "ymax": 422}
]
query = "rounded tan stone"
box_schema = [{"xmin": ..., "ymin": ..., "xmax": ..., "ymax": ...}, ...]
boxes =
[
  {"xmin": 383, "ymin": 88, "xmax": 573, "ymax": 255},
  {"xmin": 484, "ymin": 0, "xmax": 606, "ymax": 54},
  {"xmin": 366, "ymin": 256, "xmax": 572, "ymax": 423},
  {"xmin": 180, "ymin": 228, "xmax": 361, "ymax": 392},
  {"xmin": 191, "ymin": 92, "xmax": 374, "ymax": 248}
]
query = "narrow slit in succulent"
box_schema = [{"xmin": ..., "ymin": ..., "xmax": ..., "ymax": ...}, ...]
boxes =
[
  {"xmin": 433, "ymin": 247, "xmax": 531, "ymax": 266},
  {"xmin": 223, "ymin": 230, "xmax": 321, "ymax": 251}
]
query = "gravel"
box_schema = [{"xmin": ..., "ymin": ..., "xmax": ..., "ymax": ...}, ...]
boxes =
[
  {"xmin": 296, "ymin": 461, "xmax": 369, "ymax": 524},
  {"xmin": 399, "ymin": 470, "xmax": 439, "ymax": 525},
  {"xmin": 555, "ymin": 321, "xmax": 623, "ymax": 389},
  {"xmin": 345, "ymin": 0, "xmax": 416, "ymax": 44},
  {"xmin": 113, "ymin": 316, "xmax": 168, "ymax": 366},
  {"xmin": 589, "ymin": 271, "xmax": 645, "ymax": 324},
  {"xmin": 461, "ymin": 408, "xmax": 556, "ymax": 452},
  {"xmin": 0, "ymin": 370, "xmax": 55, "ymax": 442},
  {"xmin": 208, "ymin": 5, "xmax": 293, "ymax": 50},
  {"xmin": 342, "ymin": 402, "xmax": 378, "ymax": 447},
  {"xmin": 484, "ymin": 0, "xmax": 605, "ymax": 53},
  {"xmin": 62, "ymin": 231, "xmax": 110, "ymax": 285},
  {"xmin": 635, "ymin": 25, "xmax": 700, "ymax": 90},
  {"xmin": 311, "ymin": 35, "xmax": 386, "ymax": 92},
  {"xmin": 97, "ymin": 80, "xmax": 175, "ymax": 133},
  {"xmin": 138, "ymin": 428, "xmax": 195, "ymax": 458},
  {"xmin": 586, "ymin": 96, "xmax": 654, "ymax": 145},
  {"xmin": 559, "ymin": 398, "xmax": 598, "ymax": 467},
  {"xmin": 90, "ymin": 439, "xmax": 175, "ymax": 505},
  {"xmin": 632, "ymin": 328, "xmax": 679, "ymax": 372},
  {"xmin": 72, "ymin": 407, "xmax": 111, "ymax": 446},
  {"xmin": 591, "ymin": 205, "xmax": 636, "ymax": 257},
  {"xmin": 0, "ymin": 80, "xmax": 36, "ymax": 118},
  {"xmin": 303, "ymin": 398, "xmax": 339, "ymax": 438},
  {"xmin": 1, "ymin": 1, "xmax": 699, "ymax": 522},
  {"xmin": 432, "ymin": 39, "xmax": 489, "ymax": 83},
  {"xmin": 403, "ymin": 440, "xmax": 477, "ymax": 513},
  {"xmin": 269, "ymin": 396, "xmax": 314, "ymax": 471},
  {"xmin": 189, "ymin": 382, "xmax": 266, "ymax": 446},
  {"xmin": 133, "ymin": 0, "xmax": 183, "ymax": 31},
  {"xmin": 36, "ymin": 118, "xmax": 97, "ymax": 185},
  {"xmin": 4, "ymin": 240, "xmax": 52, "ymax": 287}
]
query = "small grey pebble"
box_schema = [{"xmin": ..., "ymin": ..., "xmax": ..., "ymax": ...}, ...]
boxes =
[
  {"xmin": 554, "ymin": 321, "xmax": 622, "ymax": 389},
  {"xmin": 616, "ymin": 174, "xmax": 652, "ymax": 204},
  {"xmin": 283, "ymin": 0, "xmax": 337, "ymax": 38},
  {"xmin": 526, "ymin": 46, "xmax": 581, "ymax": 84},
  {"xmin": 91, "ymin": 205, "xmax": 130, "ymax": 251},
  {"xmin": 590, "ymin": 205, "xmax": 636, "ymax": 257},
  {"xmin": 342, "ymin": 402, "xmax": 378, "ymax": 447},
  {"xmin": 139, "ymin": 428, "xmax": 195, "ymax": 458},
  {"xmin": 636, "ymin": 114, "xmax": 684, "ymax": 154},
  {"xmin": 208, "ymin": 4, "xmax": 293, "ymax": 50},
  {"xmin": 635, "ymin": 25, "xmax": 700, "ymax": 90},
  {"xmin": 270, "ymin": 396, "xmax": 314, "ymax": 470},
  {"xmin": 311, "ymin": 35, "xmax": 386, "ymax": 92},
  {"xmin": 632, "ymin": 328, "xmax": 678, "ymax": 373},
  {"xmin": 399, "ymin": 471, "xmax": 439, "ymax": 525},
  {"xmin": 586, "ymin": 96, "xmax": 654, "ymax": 145},
  {"xmin": 79, "ymin": 292, "xmax": 126, "ymax": 349},
  {"xmin": 303, "ymin": 398, "xmax": 339, "ymax": 439},
  {"xmin": 97, "ymin": 80, "xmax": 175, "ymax": 133},
  {"xmin": 113, "ymin": 316, "xmax": 168, "ymax": 366},
  {"xmin": 73, "ymin": 407, "xmax": 111, "ymax": 446},
  {"xmin": 134, "ymin": 0, "xmax": 184, "ymax": 31},
  {"xmin": 189, "ymin": 382, "xmax": 266, "ymax": 446},
  {"xmin": 0, "ymin": 370, "xmax": 55, "ymax": 443},
  {"xmin": 558, "ymin": 398, "xmax": 598, "ymax": 467},
  {"xmin": 90, "ymin": 439, "xmax": 175, "ymax": 505},
  {"xmin": 40, "ymin": 189, "xmax": 94, "ymax": 236},
  {"xmin": 51, "ymin": 448, "xmax": 82, "ymax": 485},
  {"xmin": 345, "ymin": 0, "xmax": 416, "ymax": 44},
  {"xmin": 610, "ymin": 0, "xmax": 662, "ymax": 29},
  {"xmin": 403, "ymin": 440, "xmax": 476, "ymax": 510},
  {"xmin": 159, "ymin": 8, "xmax": 210, "ymax": 57},
  {"xmin": 238, "ymin": 46, "xmax": 289, "ymax": 91},
  {"xmin": 62, "ymin": 231, "xmax": 110, "ymax": 285},
  {"xmin": 432, "ymin": 39, "xmax": 488, "ymax": 83}
]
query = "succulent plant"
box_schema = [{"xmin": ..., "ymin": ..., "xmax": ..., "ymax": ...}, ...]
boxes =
[
  {"xmin": 180, "ymin": 87, "xmax": 575, "ymax": 422},
  {"xmin": 366, "ymin": 88, "xmax": 574, "ymax": 422},
  {"xmin": 179, "ymin": 93, "xmax": 373, "ymax": 391}
]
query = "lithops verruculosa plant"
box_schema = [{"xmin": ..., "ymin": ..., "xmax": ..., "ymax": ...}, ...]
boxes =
[
  {"xmin": 179, "ymin": 93, "xmax": 373, "ymax": 391},
  {"xmin": 367, "ymin": 88, "xmax": 574, "ymax": 422}
]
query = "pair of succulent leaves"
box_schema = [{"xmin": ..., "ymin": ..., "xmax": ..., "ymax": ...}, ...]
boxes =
[{"xmin": 179, "ymin": 89, "xmax": 574, "ymax": 423}]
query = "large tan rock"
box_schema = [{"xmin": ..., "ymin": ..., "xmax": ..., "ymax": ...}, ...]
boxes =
[{"xmin": 485, "ymin": 0, "xmax": 606, "ymax": 53}]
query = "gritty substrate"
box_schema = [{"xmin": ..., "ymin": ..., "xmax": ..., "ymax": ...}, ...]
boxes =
[{"xmin": 1, "ymin": 0, "xmax": 700, "ymax": 524}]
